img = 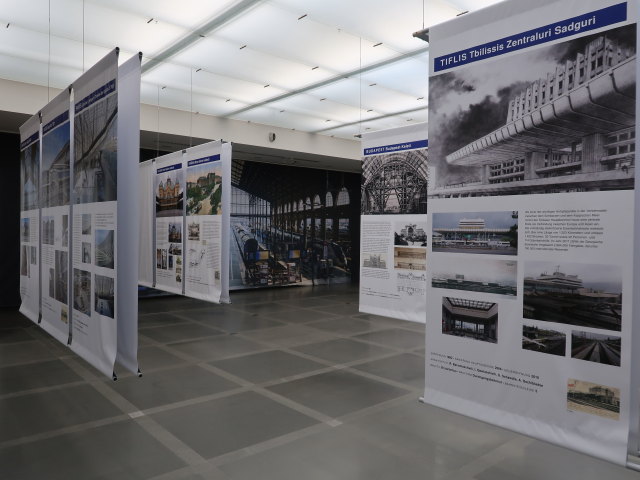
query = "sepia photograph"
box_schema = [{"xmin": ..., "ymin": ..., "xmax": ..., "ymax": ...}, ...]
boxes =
[
  {"xmin": 30, "ymin": 246, "xmax": 37, "ymax": 265},
  {"xmin": 168, "ymin": 222, "xmax": 182, "ymax": 243},
  {"xmin": 567, "ymin": 379, "xmax": 620, "ymax": 420},
  {"xmin": 522, "ymin": 324, "xmax": 566, "ymax": 356},
  {"xmin": 155, "ymin": 167, "xmax": 183, "ymax": 217},
  {"xmin": 571, "ymin": 331, "xmax": 621, "ymax": 367},
  {"xmin": 432, "ymin": 211, "xmax": 517, "ymax": 255},
  {"xmin": 394, "ymin": 247, "xmax": 426, "ymax": 271},
  {"xmin": 442, "ymin": 297, "xmax": 498, "ymax": 343},
  {"xmin": 42, "ymin": 216, "xmax": 55, "ymax": 246},
  {"xmin": 431, "ymin": 257, "xmax": 517, "ymax": 297},
  {"xmin": 187, "ymin": 221, "xmax": 200, "ymax": 241}
]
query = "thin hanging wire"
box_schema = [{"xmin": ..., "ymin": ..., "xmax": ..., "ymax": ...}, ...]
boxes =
[
  {"xmin": 47, "ymin": 0, "xmax": 51, "ymax": 101},
  {"xmin": 156, "ymin": 85, "xmax": 160, "ymax": 158},
  {"xmin": 422, "ymin": 0, "xmax": 425, "ymax": 30},
  {"xmin": 189, "ymin": 68, "xmax": 193, "ymax": 147},
  {"xmin": 359, "ymin": 37, "xmax": 362, "ymax": 137},
  {"xmin": 82, "ymin": 0, "xmax": 85, "ymax": 71}
]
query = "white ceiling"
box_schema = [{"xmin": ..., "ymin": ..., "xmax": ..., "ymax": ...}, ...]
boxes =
[{"xmin": 0, "ymin": 0, "xmax": 504, "ymax": 140}]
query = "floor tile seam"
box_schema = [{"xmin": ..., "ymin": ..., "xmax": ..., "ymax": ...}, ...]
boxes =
[
  {"xmin": 0, "ymin": 379, "xmax": 89, "ymax": 400},
  {"xmin": 155, "ymin": 339, "xmax": 274, "ymax": 364},
  {"xmin": 141, "ymin": 332, "xmax": 226, "ymax": 344},
  {"xmin": 345, "ymin": 334, "xmax": 423, "ymax": 352},
  {"xmin": 301, "ymin": 322, "xmax": 396, "ymax": 336},
  {"xmin": 137, "ymin": 385, "xmax": 250, "ymax": 417},
  {"xmin": 186, "ymin": 317, "xmax": 287, "ymax": 334},
  {"xmin": 251, "ymin": 385, "xmax": 341, "ymax": 426},
  {"xmin": 227, "ymin": 330, "xmax": 337, "ymax": 351},
  {"xmin": 0, "ymin": 355, "xmax": 75, "ymax": 369},
  {"xmin": 138, "ymin": 320, "xmax": 201, "ymax": 331},
  {"xmin": 331, "ymin": 391, "xmax": 420, "ymax": 425},
  {"xmin": 340, "ymin": 364, "xmax": 423, "ymax": 394},
  {"xmin": 293, "ymin": 325, "xmax": 407, "ymax": 343},
  {"xmin": 146, "ymin": 463, "xmax": 232, "ymax": 480}
]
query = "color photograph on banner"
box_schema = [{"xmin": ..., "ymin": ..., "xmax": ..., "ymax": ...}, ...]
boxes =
[
  {"xmin": 154, "ymin": 152, "xmax": 184, "ymax": 295},
  {"xmin": 70, "ymin": 49, "xmax": 119, "ymax": 377},
  {"xmin": 39, "ymin": 90, "xmax": 71, "ymax": 344},
  {"xmin": 359, "ymin": 124, "xmax": 428, "ymax": 323},
  {"xmin": 424, "ymin": 0, "xmax": 636, "ymax": 464},
  {"xmin": 18, "ymin": 114, "xmax": 40, "ymax": 324}
]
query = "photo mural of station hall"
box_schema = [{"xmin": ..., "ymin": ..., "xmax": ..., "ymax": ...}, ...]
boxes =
[{"xmin": 230, "ymin": 159, "xmax": 360, "ymax": 289}]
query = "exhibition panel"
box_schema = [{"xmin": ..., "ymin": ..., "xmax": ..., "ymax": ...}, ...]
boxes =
[
  {"xmin": 18, "ymin": 114, "xmax": 41, "ymax": 324},
  {"xmin": 39, "ymin": 89, "xmax": 72, "ymax": 345},
  {"xmin": 138, "ymin": 159, "xmax": 154, "ymax": 288},
  {"xmin": 359, "ymin": 123, "xmax": 428, "ymax": 323},
  {"xmin": 424, "ymin": 0, "xmax": 637, "ymax": 464}
]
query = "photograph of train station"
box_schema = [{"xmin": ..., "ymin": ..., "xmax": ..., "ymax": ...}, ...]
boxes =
[
  {"xmin": 229, "ymin": 159, "xmax": 359, "ymax": 289},
  {"xmin": 567, "ymin": 379, "xmax": 620, "ymax": 421},
  {"xmin": 523, "ymin": 261, "xmax": 622, "ymax": 331},
  {"xmin": 432, "ymin": 211, "xmax": 517, "ymax": 255},
  {"xmin": 393, "ymin": 247, "xmax": 426, "ymax": 271},
  {"xmin": 522, "ymin": 324, "xmax": 566, "ymax": 357},
  {"xmin": 394, "ymin": 221, "xmax": 427, "ymax": 246},
  {"xmin": 428, "ymin": 26, "xmax": 636, "ymax": 198},
  {"xmin": 442, "ymin": 297, "xmax": 498, "ymax": 343},
  {"xmin": 571, "ymin": 331, "xmax": 621, "ymax": 367},
  {"xmin": 361, "ymin": 149, "xmax": 428, "ymax": 215},
  {"xmin": 431, "ymin": 257, "xmax": 517, "ymax": 297}
]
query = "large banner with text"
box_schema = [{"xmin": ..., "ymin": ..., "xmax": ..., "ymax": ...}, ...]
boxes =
[
  {"xmin": 424, "ymin": 0, "xmax": 637, "ymax": 464},
  {"xmin": 359, "ymin": 124, "xmax": 428, "ymax": 323}
]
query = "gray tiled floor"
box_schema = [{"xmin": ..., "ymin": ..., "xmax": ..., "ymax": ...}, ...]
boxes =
[{"xmin": 1, "ymin": 285, "xmax": 638, "ymax": 479}]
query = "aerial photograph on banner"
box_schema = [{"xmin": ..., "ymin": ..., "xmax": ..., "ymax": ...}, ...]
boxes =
[
  {"xmin": 571, "ymin": 330, "xmax": 621, "ymax": 367},
  {"xmin": 432, "ymin": 211, "xmax": 518, "ymax": 255},
  {"xmin": 74, "ymin": 92, "xmax": 117, "ymax": 204},
  {"xmin": 428, "ymin": 25, "xmax": 636, "ymax": 198},
  {"xmin": 20, "ymin": 140, "xmax": 39, "ymax": 211},
  {"xmin": 442, "ymin": 297, "xmax": 498, "ymax": 343},
  {"xmin": 567, "ymin": 379, "xmax": 620, "ymax": 420},
  {"xmin": 42, "ymin": 122, "xmax": 70, "ymax": 208},
  {"xmin": 361, "ymin": 149, "xmax": 428, "ymax": 214},
  {"xmin": 155, "ymin": 168, "xmax": 183, "ymax": 217},
  {"xmin": 523, "ymin": 261, "xmax": 622, "ymax": 331},
  {"xmin": 431, "ymin": 257, "xmax": 517, "ymax": 296},
  {"xmin": 522, "ymin": 324, "xmax": 566, "ymax": 356},
  {"xmin": 187, "ymin": 161, "xmax": 222, "ymax": 216}
]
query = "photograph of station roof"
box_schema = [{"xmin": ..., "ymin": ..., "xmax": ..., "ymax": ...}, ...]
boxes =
[{"xmin": 2, "ymin": 0, "xmax": 640, "ymax": 479}]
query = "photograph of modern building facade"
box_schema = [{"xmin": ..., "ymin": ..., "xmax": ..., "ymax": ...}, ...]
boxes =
[
  {"xmin": 74, "ymin": 93, "xmax": 117, "ymax": 204},
  {"xmin": 394, "ymin": 222, "xmax": 427, "ymax": 246},
  {"xmin": 522, "ymin": 324, "xmax": 566, "ymax": 356},
  {"xmin": 95, "ymin": 229, "xmax": 114, "ymax": 269},
  {"xmin": 186, "ymin": 162, "xmax": 222, "ymax": 216},
  {"xmin": 431, "ymin": 257, "xmax": 517, "ymax": 296},
  {"xmin": 523, "ymin": 261, "xmax": 622, "ymax": 331},
  {"xmin": 432, "ymin": 211, "xmax": 517, "ymax": 254},
  {"xmin": 42, "ymin": 124, "xmax": 70, "ymax": 208},
  {"xmin": 156, "ymin": 171, "xmax": 183, "ymax": 217},
  {"xmin": 20, "ymin": 140, "xmax": 39, "ymax": 211},
  {"xmin": 229, "ymin": 159, "xmax": 359, "ymax": 289},
  {"xmin": 571, "ymin": 331, "xmax": 621, "ymax": 366},
  {"xmin": 429, "ymin": 26, "xmax": 636, "ymax": 198},
  {"xmin": 362, "ymin": 149, "xmax": 428, "ymax": 214},
  {"xmin": 442, "ymin": 297, "xmax": 498, "ymax": 343},
  {"xmin": 567, "ymin": 379, "xmax": 620, "ymax": 420}
]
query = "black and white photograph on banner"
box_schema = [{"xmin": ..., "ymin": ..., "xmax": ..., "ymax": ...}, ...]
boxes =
[
  {"xmin": 156, "ymin": 248, "xmax": 162, "ymax": 269},
  {"xmin": 73, "ymin": 268, "xmax": 91, "ymax": 316},
  {"xmin": 362, "ymin": 253, "xmax": 387, "ymax": 269},
  {"xmin": 394, "ymin": 221, "xmax": 427, "ymax": 246},
  {"xmin": 432, "ymin": 211, "xmax": 518, "ymax": 254},
  {"xmin": 82, "ymin": 242, "xmax": 91, "ymax": 264},
  {"xmin": 42, "ymin": 121, "xmax": 70, "ymax": 208},
  {"xmin": 442, "ymin": 297, "xmax": 498, "ymax": 343},
  {"xmin": 571, "ymin": 331, "xmax": 621, "ymax": 367},
  {"xmin": 95, "ymin": 229, "xmax": 114, "ymax": 269},
  {"xmin": 54, "ymin": 250, "xmax": 68, "ymax": 304},
  {"xmin": 21, "ymin": 218, "xmax": 29, "ymax": 242},
  {"xmin": 30, "ymin": 246, "xmax": 37, "ymax": 265},
  {"xmin": 522, "ymin": 324, "xmax": 566, "ymax": 356},
  {"xmin": 94, "ymin": 274, "xmax": 115, "ymax": 319},
  {"xmin": 74, "ymin": 90, "xmax": 117, "ymax": 204},
  {"xmin": 168, "ymin": 222, "xmax": 182, "ymax": 243},
  {"xmin": 61, "ymin": 306, "xmax": 68, "ymax": 325},
  {"xmin": 168, "ymin": 243, "xmax": 182, "ymax": 256},
  {"xmin": 567, "ymin": 379, "xmax": 620, "ymax": 421},
  {"xmin": 393, "ymin": 247, "xmax": 426, "ymax": 271},
  {"xmin": 155, "ymin": 169, "xmax": 183, "ymax": 217},
  {"xmin": 428, "ymin": 25, "xmax": 636, "ymax": 199},
  {"xmin": 361, "ymin": 149, "xmax": 428, "ymax": 214},
  {"xmin": 20, "ymin": 246, "xmax": 29, "ymax": 277},
  {"xmin": 187, "ymin": 162, "xmax": 222, "ymax": 216},
  {"xmin": 62, "ymin": 215, "xmax": 69, "ymax": 247},
  {"xmin": 431, "ymin": 257, "xmax": 517, "ymax": 296},
  {"xmin": 82, "ymin": 213, "xmax": 92, "ymax": 235},
  {"xmin": 188, "ymin": 221, "xmax": 200, "ymax": 240},
  {"xmin": 48, "ymin": 268, "xmax": 55, "ymax": 298},
  {"xmin": 523, "ymin": 261, "xmax": 622, "ymax": 331},
  {"xmin": 42, "ymin": 216, "xmax": 55, "ymax": 245},
  {"xmin": 20, "ymin": 141, "xmax": 39, "ymax": 211},
  {"xmin": 161, "ymin": 249, "xmax": 168, "ymax": 270}
]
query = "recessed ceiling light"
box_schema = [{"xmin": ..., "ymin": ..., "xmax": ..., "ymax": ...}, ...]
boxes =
[
  {"xmin": 311, "ymin": 66, "xmax": 319, "ymax": 70},
  {"xmin": 320, "ymin": 98, "xmax": 326, "ymax": 101},
  {"xmin": 366, "ymin": 109, "xmax": 373, "ymax": 112},
  {"xmin": 325, "ymin": 119, "xmax": 331, "ymax": 122},
  {"xmin": 373, "ymin": 42, "xmax": 383, "ymax": 47},
  {"xmin": 280, "ymin": 110, "xmax": 285, "ymax": 113},
  {"xmin": 161, "ymin": 86, "xmax": 166, "ymax": 90},
  {"xmin": 263, "ymin": 84, "xmax": 270, "ymax": 88},
  {"xmin": 6, "ymin": 23, "xmax": 9, "ymax": 28},
  {"xmin": 417, "ymin": 97, "xmax": 424, "ymax": 100},
  {"xmin": 225, "ymin": 99, "xmax": 231, "ymax": 102},
  {"xmin": 146, "ymin": 18, "xmax": 154, "ymax": 24},
  {"xmin": 195, "ymin": 68, "xmax": 202, "ymax": 72},
  {"xmin": 369, "ymin": 83, "xmax": 377, "ymax": 87},
  {"xmin": 239, "ymin": 45, "xmax": 247, "ymax": 50},
  {"xmin": 298, "ymin": 14, "xmax": 307, "ymax": 20}
]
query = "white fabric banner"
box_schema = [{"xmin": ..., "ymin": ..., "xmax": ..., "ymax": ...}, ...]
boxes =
[
  {"xmin": 359, "ymin": 123, "xmax": 428, "ymax": 323},
  {"xmin": 18, "ymin": 114, "xmax": 41, "ymax": 324},
  {"xmin": 70, "ymin": 49, "xmax": 120, "ymax": 378},
  {"xmin": 153, "ymin": 151, "xmax": 185, "ymax": 295},
  {"xmin": 39, "ymin": 89, "xmax": 72, "ymax": 345},
  {"xmin": 138, "ymin": 159, "xmax": 154, "ymax": 288},
  {"xmin": 425, "ymin": 0, "xmax": 637, "ymax": 464}
]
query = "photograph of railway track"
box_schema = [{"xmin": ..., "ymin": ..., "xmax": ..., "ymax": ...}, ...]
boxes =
[
  {"xmin": 431, "ymin": 257, "xmax": 516, "ymax": 297},
  {"xmin": 567, "ymin": 379, "xmax": 620, "ymax": 420},
  {"xmin": 571, "ymin": 331, "xmax": 621, "ymax": 367},
  {"xmin": 522, "ymin": 324, "xmax": 565, "ymax": 357},
  {"xmin": 432, "ymin": 211, "xmax": 517, "ymax": 255},
  {"xmin": 523, "ymin": 261, "xmax": 622, "ymax": 331},
  {"xmin": 442, "ymin": 297, "xmax": 498, "ymax": 343}
]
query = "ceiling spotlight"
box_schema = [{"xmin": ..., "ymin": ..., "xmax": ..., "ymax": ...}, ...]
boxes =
[
  {"xmin": 195, "ymin": 68, "xmax": 202, "ymax": 72},
  {"xmin": 6, "ymin": 23, "xmax": 9, "ymax": 28},
  {"xmin": 311, "ymin": 66, "xmax": 319, "ymax": 70},
  {"xmin": 161, "ymin": 86, "xmax": 166, "ymax": 90},
  {"xmin": 366, "ymin": 109, "xmax": 373, "ymax": 113},
  {"xmin": 225, "ymin": 99, "xmax": 230, "ymax": 102},
  {"xmin": 325, "ymin": 119, "xmax": 331, "ymax": 122},
  {"xmin": 369, "ymin": 83, "xmax": 377, "ymax": 87},
  {"xmin": 298, "ymin": 14, "xmax": 307, "ymax": 20},
  {"xmin": 417, "ymin": 96, "xmax": 424, "ymax": 100},
  {"xmin": 239, "ymin": 45, "xmax": 247, "ymax": 50},
  {"xmin": 263, "ymin": 84, "xmax": 270, "ymax": 88},
  {"xmin": 320, "ymin": 98, "xmax": 326, "ymax": 101},
  {"xmin": 373, "ymin": 42, "xmax": 383, "ymax": 47},
  {"xmin": 146, "ymin": 18, "xmax": 154, "ymax": 24},
  {"xmin": 279, "ymin": 110, "xmax": 285, "ymax": 113}
]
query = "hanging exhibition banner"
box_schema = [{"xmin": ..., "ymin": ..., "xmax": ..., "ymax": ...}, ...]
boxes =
[
  {"xmin": 154, "ymin": 151, "xmax": 185, "ymax": 295},
  {"xmin": 18, "ymin": 114, "xmax": 41, "ymax": 324},
  {"xmin": 424, "ymin": 0, "xmax": 637, "ymax": 464},
  {"xmin": 359, "ymin": 124, "xmax": 428, "ymax": 323},
  {"xmin": 184, "ymin": 141, "xmax": 231, "ymax": 303},
  {"xmin": 39, "ymin": 90, "xmax": 71, "ymax": 344},
  {"xmin": 138, "ymin": 159, "xmax": 154, "ymax": 288},
  {"xmin": 70, "ymin": 49, "xmax": 120, "ymax": 377}
]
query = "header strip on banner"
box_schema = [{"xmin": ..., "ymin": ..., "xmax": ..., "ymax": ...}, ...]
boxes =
[
  {"xmin": 157, "ymin": 163, "xmax": 182, "ymax": 174},
  {"xmin": 43, "ymin": 111, "xmax": 69, "ymax": 136},
  {"xmin": 434, "ymin": 2, "xmax": 627, "ymax": 72},
  {"xmin": 364, "ymin": 140, "xmax": 428, "ymax": 156},
  {"xmin": 187, "ymin": 154, "xmax": 221, "ymax": 167},
  {"xmin": 75, "ymin": 79, "xmax": 116, "ymax": 114},
  {"xmin": 20, "ymin": 132, "xmax": 39, "ymax": 150}
]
